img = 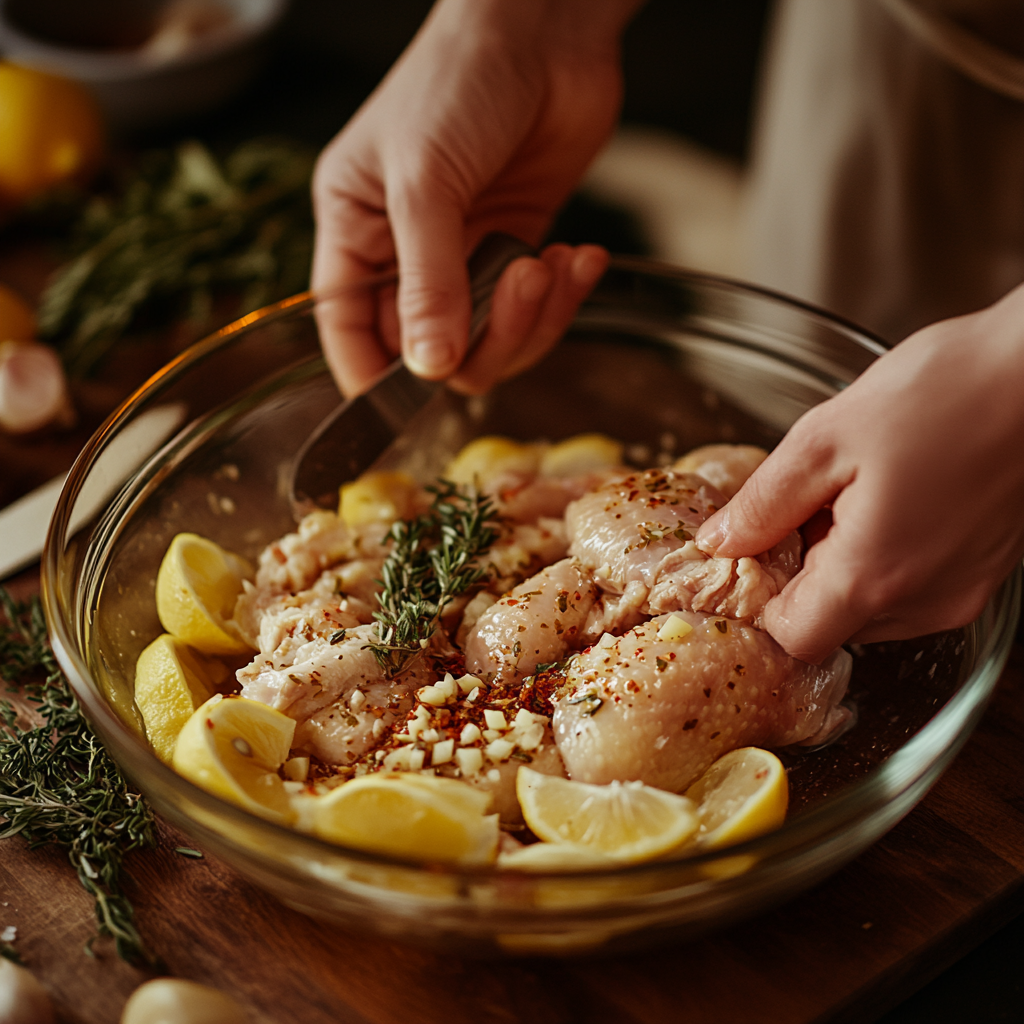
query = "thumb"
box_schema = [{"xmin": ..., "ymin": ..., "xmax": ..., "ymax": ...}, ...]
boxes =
[
  {"xmin": 389, "ymin": 187, "xmax": 470, "ymax": 379},
  {"xmin": 696, "ymin": 427, "xmax": 845, "ymax": 558}
]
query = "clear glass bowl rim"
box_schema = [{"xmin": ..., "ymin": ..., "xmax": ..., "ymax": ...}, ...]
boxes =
[{"xmin": 41, "ymin": 257, "xmax": 1023, "ymax": 883}]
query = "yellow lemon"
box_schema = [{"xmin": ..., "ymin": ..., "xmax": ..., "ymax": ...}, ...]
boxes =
[
  {"xmin": 156, "ymin": 533, "xmax": 253, "ymax": 656},
  {"xmin": 0, "ymin": 283, "xmax": 36, "ymax": 341},
  {"xmin": 445, "ymin": 435, "xmax": 542, "ymax": 488},
  {"xmin": 339, "ymin": 470, "xmax": 418, "ymax": 528},
  {"xmin": 172, "ymin": 695, "xmax": 295, "ymax": 825},
  {"xmin": 133, "ymin": 633, "xmax": 226, "ymax": 764},
  {"xmin": 516, "ymin": 767, "xmax": 698, "ymax": 863},
  {"xmin": 684, "ymin": 747, "xmax": 789, "ymax": 850},
  {"xmin": 539, "ymin": 433, "xmax": 623, "ymax": 477},
  {"xmin": 0, "ymin": 62, "xmax": 104, "ymax": 209},
  {"xmin": 311, "ymin": 772, "xmax": 499, "ymax": 865}
]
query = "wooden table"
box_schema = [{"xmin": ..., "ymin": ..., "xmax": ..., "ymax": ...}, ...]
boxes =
[{"xmin": 2, "ymin": 557, "xmax": 1023, "ymax": 1024}]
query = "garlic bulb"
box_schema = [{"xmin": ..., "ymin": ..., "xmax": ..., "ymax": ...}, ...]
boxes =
[
  {"xmin": 0, "ymin": 958, "xmax": 56, "ymax": 1024},
  {"xmin": 0, "ymin": 340, "xmax": 74, "ymax": 434},
  {"xmin": 121, "ymin": 979, "xmax": 248, "ymax": 1024}
]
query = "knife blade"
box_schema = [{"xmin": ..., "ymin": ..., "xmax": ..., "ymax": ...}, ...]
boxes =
[{"xmin": 289, "ymin": 232, "xmax": 535, "ymax": 512}]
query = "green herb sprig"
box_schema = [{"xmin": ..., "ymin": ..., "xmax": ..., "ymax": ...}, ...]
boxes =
[
  {"xmin": 0, "ymin": 589, "xmax": 157, "ymax": 966},
  {"xmin": 367, "ymin": 481, "xmax": 500, "ymax": 676},
  {"xmin": 38, "ymin": 137, "xmax": 316, "ymax": 377}
]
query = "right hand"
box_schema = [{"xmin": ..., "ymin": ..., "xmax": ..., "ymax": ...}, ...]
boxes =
[{"xmin": 311, "ymin": 0, "xmax": 642, "ymax": 397}]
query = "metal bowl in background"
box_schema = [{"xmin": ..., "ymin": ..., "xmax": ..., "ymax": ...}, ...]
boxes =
[
  {"xmin": 42, "ymin": 259, "xmax": 1020, "ymax": 955},
  {"xmin": 0, "ymin": 0, "xmax": 287, "ymax": 131}
]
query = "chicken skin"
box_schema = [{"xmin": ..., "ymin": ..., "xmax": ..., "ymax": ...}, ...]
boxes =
[{"xmin": 553, "ymin": 610, "xmax": 852, "ymax": 792}]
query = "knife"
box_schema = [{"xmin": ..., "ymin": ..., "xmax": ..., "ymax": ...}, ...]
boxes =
[{"xmin": 289, "ymin": 232, "xmax": 535, "ymax": 513}]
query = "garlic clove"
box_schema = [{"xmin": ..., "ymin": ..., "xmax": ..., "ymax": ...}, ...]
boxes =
[
  {"xmin": 0, "ymin": 340, "xmax": 74, "ymax": 434},
  {"xmin": 0, "ymin": 958, "xmax": 56, "ymax": 1024},
  {"xmin": 121, "ymin": 978, "xmax": 248, "ymax": 1024}
]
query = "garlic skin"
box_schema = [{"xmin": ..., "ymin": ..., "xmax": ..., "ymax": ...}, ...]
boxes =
[
  {"xmin": 0, "ymin": 340, "xmax": 73, "ymax": 434},
  {"xmin": 121, "ymin": 979, "xmax": 248, "ymax": 1024},
  {"xmin": 0, "ymin": 958, "xmax": 56, "ymax": 1024}
]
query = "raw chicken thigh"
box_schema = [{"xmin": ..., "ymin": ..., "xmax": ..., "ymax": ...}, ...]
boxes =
[
  {"xmin": 553, "ymin": 610, "xmax": 852, "ymax": 792},
  {"xmin": 566, "ymin": 468, "xmax": 800, "ymax": 627}
]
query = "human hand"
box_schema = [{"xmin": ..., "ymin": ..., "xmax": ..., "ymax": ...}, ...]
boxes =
[
  {"xmin": 312, "ymin": 0, "xmax": 642, "ymax": 397},
  {"xmin": 696, "ymin": 284, "xmax": 1024, "ymax": 663}
]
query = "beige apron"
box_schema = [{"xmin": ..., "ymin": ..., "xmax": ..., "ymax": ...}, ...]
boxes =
[{"xmin": 746, "ymin": 0, "xmax": 1024, "ymax": 342}]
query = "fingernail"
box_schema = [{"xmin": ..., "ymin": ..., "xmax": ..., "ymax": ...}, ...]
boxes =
[
  {"xmin": 516, "ymin": 260, "xmax": 551, "ymax": 305},
  {"xmin": 696, "ymin": 509, "xmax": 728, "ymax": 554},
  {"xmin": 571, "ymin": 246, "xmax": 607, "ymax": 286},
  {"xmin": 407, "ymin": 337, "xmax": 455, "ymax": 377}
]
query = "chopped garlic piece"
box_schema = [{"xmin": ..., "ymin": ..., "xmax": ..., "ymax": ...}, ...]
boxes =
[
  {"xmin": 483, "ymin": 709, "xmax": 508, "ymax": 731},
  {"xmin": 431, "ymin": 739, "xmax": 455, "ymax": 766},
  {"xmin": 456, "ymin": 747, "xmax": 484, "ymax": 776},
  {"xmin": 657, "ymin": 614, "xmax": 694, "ymax": 641},
  {"xmin": 460, "ymin": 723, "xmax": 482, "ymax": 744},
  {"xmin": 436, "ymin": 673, "xmax": 459, "ymax": 701},
  {"xmin": 485, "ymin": 738, "xmax": 515, "ymax": 762},
  {"xmin": 598, "ymin": 632, "xmax": 617, "ymax": 649},
  {"xmin": 349, "ymin": 689, "xmax": 366, "ymax": 711},
  {"xmin": 282, "ymin": 756, "xmax": 309, "ymax": 782},
  {"xmin": 420, "ymin": 728, "xmax": 440, "ymax": 744},
  {"xmin": 457, "ymin": 673, "xmax": 482, "ymax": 695},
  {"xmin": 383, "ymin": 747, "xmax": 425, "ymax": 771},
  {"xmin": 417, "ymin": 684, "xmax": 447, "ymax": 706}
]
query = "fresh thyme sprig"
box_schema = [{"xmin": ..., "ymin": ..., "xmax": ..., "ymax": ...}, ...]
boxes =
[
  {"xmin": 367, "ymin": 480, "xmax": 501, "ymax": 676},
  {"xmin": 38, "ymin": 137, "xmax": 316, "ymax": 377},
  {"xmin": 0, "ymin": 589, "xmax": 158, "ymax": 966}
]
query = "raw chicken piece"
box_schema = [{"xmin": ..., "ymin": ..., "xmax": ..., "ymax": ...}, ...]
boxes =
[
  {"xmin": 483, "ymin": 518, "xmax": 569, "ymax": 592},
  {"xmin": 566, "ymin": 468, "xmax": 800, "ymax": 625},
  {"xmin": 464, "ymin": 559, "xmax": 598, "ymax": 684},
  {"xmin": 673, "ymin": 444, "xmax": 768, "ymax": 499},
  {"xmin": 553, "ymin": 610, "xmax": 851, "ymax": 792},
  {"xmin": 238, "ymin": 615, "xmax": 429, "ymax": 764}
]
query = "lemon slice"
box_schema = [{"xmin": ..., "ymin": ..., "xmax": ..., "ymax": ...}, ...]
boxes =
[
  {"xmin": 311, "ymin": 772, "xmax": 499, "ymax": 865},
  {"xmin": 134, "ymin": 634, "xmax": 223, "ymax": 764},
  {"xmin": 684, "ymin": 747, "xmax": 789, "ymax": 850},
  {"xmin": 516, "ymin": 767, "xmax": 698, "ymax": 863},
  {"xmin": 156, "ymin": 533, "xmax": 253, "ymax": 655},
  {"xmin": 539, "ymin": 434, "xmax": 623, "ymax": 477},
  {"xmin": 445, "ymin": 436, "xmax": 542, "ymax": 488},
  {"xmin": 339, "ymin": 470, "xmax": 419, "ymax": 528},
  {"xmin": 172, "ymin": 695, "xmax": 296, "ymax": 825}
]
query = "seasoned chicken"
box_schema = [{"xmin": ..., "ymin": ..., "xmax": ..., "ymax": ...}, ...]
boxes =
[
  {"xmin": 463, "ymin": 558, "xmax": 598, "ymax": 685},
  {"xmin": 566, "ymin": 468, "xmax": 800, "ymax": 626},
  {"xmin": 673, "ymin": 444, "xmax": 768, "ymax": 499},
  {"xmin": 553, "ymin": 610, "xmax": 852, "ymax": 792}
]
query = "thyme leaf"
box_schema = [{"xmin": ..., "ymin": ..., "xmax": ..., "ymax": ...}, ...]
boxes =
[
  {"xmin": 366, "ymin": 480, "xmax": 500, "ymax": 676},
  {"xmin": 0, "ymin": 588, "xmax": 158, "ymax": 966}
]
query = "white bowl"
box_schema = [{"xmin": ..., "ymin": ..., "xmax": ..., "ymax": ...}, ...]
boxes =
[{"xmin": 0, "ymin": 0, "xmax": 288, "ymax": 130}]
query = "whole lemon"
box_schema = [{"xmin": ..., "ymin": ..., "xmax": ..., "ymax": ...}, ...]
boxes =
[
  {"xmin": 0, "ymin": 62, "xmax": 104, "ymax": 209},
  {"xmin": 0, "ymin": 283, "xmax": 36, "ymax": 340}
]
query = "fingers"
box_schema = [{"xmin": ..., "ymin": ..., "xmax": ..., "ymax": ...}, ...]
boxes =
[
  {"xmin": 451, "ymin": 243, "xmax": 608, "ymax": 393},
  {"xmin": 696, "ymin": 410, "xmax": 847, "ymax": 558},
  {"xmin": 389, "ymin": 187, "xmax": 472, "ymax": 381}
]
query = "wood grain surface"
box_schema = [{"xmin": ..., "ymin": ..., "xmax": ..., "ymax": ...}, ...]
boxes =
[{"xmin": 2, "ymin": 554, "xmax": 1022, "ymax": 1024}]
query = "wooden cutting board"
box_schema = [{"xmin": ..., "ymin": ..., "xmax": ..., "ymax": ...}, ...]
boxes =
[{"xmin": 2, "ymin": 565, "xmax": 1023, "ymax": 1024}]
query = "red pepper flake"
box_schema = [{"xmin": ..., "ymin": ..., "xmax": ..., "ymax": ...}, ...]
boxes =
[
  {"xmin": 703, "ymin": 687, "xmax": 711, "ymax": 698},
  {"xmin": 682, "ymin": 718, "xmax": 698, "ymax": 731},
  {"xmin": 710, "ymin": 731, "xmax": 720, "ymax": 739},
  {"xmin": 714, "ymin": 620, "xmax": 728, "ymax": 634},
  {"xmin": 205, "ymin": 718, "xmax": 215, "ymax": 730}
]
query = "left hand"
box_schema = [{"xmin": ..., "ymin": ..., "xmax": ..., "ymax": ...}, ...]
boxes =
[{"xmin": 695, "ymin": 283, "xmax": 1024, "ymax": 663}]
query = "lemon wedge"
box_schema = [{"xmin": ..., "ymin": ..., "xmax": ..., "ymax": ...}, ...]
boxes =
[
  {"xmin": 311, "ymin": 772, "xmax": 499, "ymax": 865},
  {"xmin": 684, "ymin": 747, "xmax": 789, "ymax": 850},
  {"xmin": 172, "ymin": 695, "xmax": 296, "ymax": 825},
  {"xmin": 133, "ymin": 634, "xmax": 225, "ymax": 764},
  {"xmin": 445, "ymin": 436, "xmax": 542, "ymax": 488},
  {"xmin": 156, "ymin": 533, "xmax": 253, "ymax": 656},
  {"xmin": 539, "ymin": 433, "xmax": 623, "ymax": 477},
  {"xmin": 516, "ymin": 767, "xmax": 698, "ymax": 863},
  {"xmin": 339, "ymin": 470, "xmax": 419, "ymax": 528}
]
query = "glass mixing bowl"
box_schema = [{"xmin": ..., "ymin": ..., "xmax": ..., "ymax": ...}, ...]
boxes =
[{"xmin": 42, "ymin": 258, "xmax": 1020, "ymax": 955}]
